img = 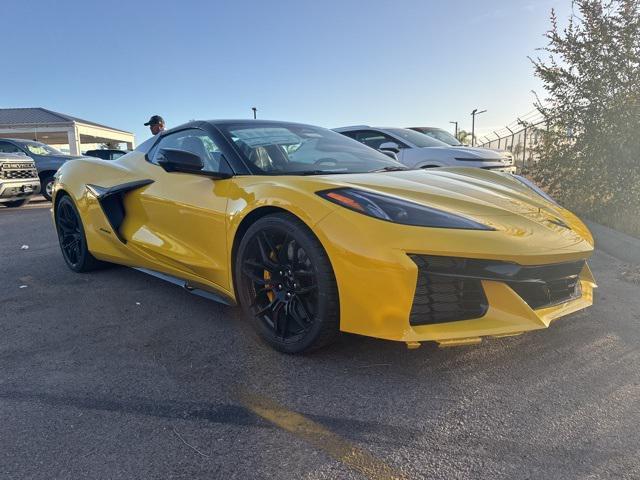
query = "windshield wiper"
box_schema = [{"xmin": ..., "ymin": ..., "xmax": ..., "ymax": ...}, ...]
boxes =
[{"xmin": 369, "ymin": 166, "xmax": 408, "ymax": 173}]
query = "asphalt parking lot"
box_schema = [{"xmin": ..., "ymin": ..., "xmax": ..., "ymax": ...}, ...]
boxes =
[{"xmin": 1, "ymin": 203, "xmax": 639, "ymax": 480}]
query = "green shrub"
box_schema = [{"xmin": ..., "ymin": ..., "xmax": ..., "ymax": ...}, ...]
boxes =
[{"xmin": 530, "ymin": 0, "xmax": 640, "ymax": 236}]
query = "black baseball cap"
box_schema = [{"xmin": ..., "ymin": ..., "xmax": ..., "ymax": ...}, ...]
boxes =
[{"xmin": 144, "ymin": 115, "xmax": 164, "ymax": 126}]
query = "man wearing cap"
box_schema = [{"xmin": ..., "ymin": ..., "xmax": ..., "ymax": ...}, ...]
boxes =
[{"xmin": 144, "ymin": 115, "xmax": 165, "ymax": 135}]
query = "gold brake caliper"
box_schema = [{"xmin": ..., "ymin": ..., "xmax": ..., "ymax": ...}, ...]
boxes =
[
  {"xmin": 264, "ymin": 270, "xmax": 274, "ymax": 301},
  {"xmin": 264, "ymin": 246, "xmax": 281, "ymax": 302}
]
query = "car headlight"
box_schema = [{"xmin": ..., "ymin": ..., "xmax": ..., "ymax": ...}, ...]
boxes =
[
  {"xmin": 513, "ymin": 175, "xmax": 558, "ymax": 205},
  {"xmin": 317, "ymin": 188, "xmax": 494, "ymax": 230}
]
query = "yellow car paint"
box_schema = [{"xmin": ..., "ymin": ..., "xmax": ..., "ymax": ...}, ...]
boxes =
[{"xmin": 52, "ymin": 150, "xmax": 595, "ymax": 347}]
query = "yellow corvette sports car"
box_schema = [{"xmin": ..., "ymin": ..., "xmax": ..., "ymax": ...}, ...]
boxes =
[{"xmin": 52, "ymin": 120, "xmax": 596, "ymax": 353}]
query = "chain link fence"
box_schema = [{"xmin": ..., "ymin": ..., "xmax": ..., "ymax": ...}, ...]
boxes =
[{"xmin": 477, "ymin": 109, "xmax": 547, "ymax": 172}]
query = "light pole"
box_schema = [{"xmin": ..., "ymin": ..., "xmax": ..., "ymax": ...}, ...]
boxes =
[
  {"xmin": 449, "ymin": 121, "xmax": 458, "ymax": 139},
  {"xmin": 251, "ymin": 107, "xmax": 257, "ymax": 119},
  {"xmin": 470, "ymin": 108, "xmax": 487, "ymax": 146}
]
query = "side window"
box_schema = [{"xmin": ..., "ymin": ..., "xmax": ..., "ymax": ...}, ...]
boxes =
[
  {"xmin": 150, "ymin": 129, "xmax": 231, "ymax": 173},
  {"xmin": 353, "ymin": 130, "xmax": 401, "ymax": 150},
  {"xmin": 0, "ymin": 141, "xmax": 23, "ymax": 154},
  {"xmin": 339, "ymin": 131, "xmax": 358, "ymax": 140}
]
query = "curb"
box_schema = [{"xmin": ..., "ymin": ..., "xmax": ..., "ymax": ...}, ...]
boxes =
[{"xmin": 586, "ymin": 220, "xmax": 640, "ymax": 265}]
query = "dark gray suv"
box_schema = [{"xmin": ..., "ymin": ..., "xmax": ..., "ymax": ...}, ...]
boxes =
[{"xmin": 0, "ymin": 139, "xmax": 86, "ymax": 201}]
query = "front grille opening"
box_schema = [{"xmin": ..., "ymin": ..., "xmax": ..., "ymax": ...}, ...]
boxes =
[
  {"xmin": 1, "ymin": 165, "xmax": 37, "ymax": 180},
  {"xmin": 509, "ymin": 276, "xmax": 582, "ymax": 309},
  {"xmin": 409, "ymin": 255, "xmax": 488, "ymax": 326},
  {"xmin": 409, "ymin": 255, "xmax": 585, "ymax": 324}
]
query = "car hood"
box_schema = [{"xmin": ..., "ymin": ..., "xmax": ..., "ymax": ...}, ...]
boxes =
[
  {"xmin": 55, "ymin": 154, "xmax": 86, "ymax": 161},
  {"xmin": 451, "ymin": 146, "xmax": 512, "ymax": 163},
  {"xmin": 29, "ymin": 152, "xmax": 86, "ymax": 161},
  {"xmin": 452, "ymin": 145, "xmax": 505, "ymax": 155},
  {"xmin": 311, "ymin": 168, "xmax": 593, "ymax": 249},
  {"xmin": 0, "ymin": 153, "xmax": 35, "ymax": 162},
  {"xmin": 418, "ymin": 146, "xmax": 503, "ymax": 161}
]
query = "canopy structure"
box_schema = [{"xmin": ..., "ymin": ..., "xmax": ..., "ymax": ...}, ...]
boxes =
[{"xmin": 0, "ymin": 107, "xmax": 134, "ymax": 154}]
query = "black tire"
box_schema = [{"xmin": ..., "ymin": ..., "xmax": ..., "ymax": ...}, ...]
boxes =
[
  {"xmin": 3, "ymin": 199, "xmax": 29, "ymax": 208},
  {"xmin": 41, "ymin": 174, "xmax": 55, "ymax": 201},
  {"xmin": 55, "ymin": 195, "xmax": 106, "ymax": 272},
  {"xmin": 235, "ymin": 212, "xmax": 340, "ymax": 353}
]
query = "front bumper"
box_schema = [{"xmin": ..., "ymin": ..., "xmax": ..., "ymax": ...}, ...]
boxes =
[
  {"xmin": 0, "ymin": 179, "xmax": 41, "ymax": 202},
  {"xmin": 314, "ymin": 205, "xmax": 595, "ymax": 346},
  {"xmin": 405, "ymin": 255, "xmax": 595, "ymax": 346}
]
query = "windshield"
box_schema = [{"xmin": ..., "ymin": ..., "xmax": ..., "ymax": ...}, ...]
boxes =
[
  {"xmin": 413, "ymin": 128, "xmax": 462, "ymax": 146},
  {"xmin": 221, "ymin": 123, "xmax": 406, "ymax": 175},
  {"xmin": 24, "ymin": 142, "xmax": 63, "ymax": 156},
  {"xmin": 384, "ymin": 128, "xmax": 449, "ymax": 148}
]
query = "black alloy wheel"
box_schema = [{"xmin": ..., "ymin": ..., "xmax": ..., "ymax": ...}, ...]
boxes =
[
  {"xmin": 236, "ymin": 213, "xmax": 339, "ymax": 353},
  {"xmin": 55, "ymin": 195, "xmax": 105, "ymax": 272}
]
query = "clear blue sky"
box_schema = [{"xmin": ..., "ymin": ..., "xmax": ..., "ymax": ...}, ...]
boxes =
[{"xmin": 4, "ymin": 0, "xmax": 570, "ymax": 144}]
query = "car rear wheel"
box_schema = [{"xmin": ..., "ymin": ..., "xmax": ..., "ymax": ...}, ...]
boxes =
[
  {"xmin": 3, "ymin": 199, "xmax": 29, "ymax": 208},
  {"xmin": 55, "ymin": 195, "xmax": 106, "ymax": 272},
  {"xmin": 235, "ymin": 213, "xmax": 339, "ymax": 353}
]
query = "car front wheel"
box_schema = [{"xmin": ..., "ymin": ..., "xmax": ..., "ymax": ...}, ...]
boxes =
[
  {"xmin": 41, "ymin": 175, "xmax": 55, "ymax": 201},
  {"xmin": 235, "ymin": 213, "xmax": 340, "ymax": 353}
]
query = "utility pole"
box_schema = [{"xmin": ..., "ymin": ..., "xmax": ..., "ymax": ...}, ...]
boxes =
[
  {"xmin": 251, "ymin": 107, "xmax": 257, "ymax": 119},
  {"xmin": 449, "ymin": 121, "xmax": 458, "ymax": 139},
  {"xmin": 470, "ymin": 108, "xmax": 487, "ymax": 146}
]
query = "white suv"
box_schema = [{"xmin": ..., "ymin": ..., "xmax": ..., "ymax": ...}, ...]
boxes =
[{"xmin": 334, "ymin": 126, "xmax": 515, "ymax": 173}]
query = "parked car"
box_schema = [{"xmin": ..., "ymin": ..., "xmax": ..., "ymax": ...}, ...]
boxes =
[
  {"xmin": 333, "ymin": 126, "xmax": 515, "ymax": 172},
  {"xmin": 84, "ymin": 149, "xmax": 129, "ymax": 161},
  {"xmin": 52, "ymin": 119, "xmax": 594, "ymax": 353},
  {"xmin": 0, "ymin": 153, "xmax": 40, "ymax": 208},
  {"xmin": 0, "ymin": 139, "xmax": 86, "ymax": 201},
  {"xmin": 408, "ymin": 126, "xmax": 515, "ymax": 164}
]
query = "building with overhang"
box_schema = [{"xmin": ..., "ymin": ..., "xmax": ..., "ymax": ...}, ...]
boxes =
[{"xmin": 0, "ymin": 107, "xmax": 135, "ymax": 155}]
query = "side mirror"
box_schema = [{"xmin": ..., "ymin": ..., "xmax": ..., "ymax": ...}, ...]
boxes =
[
  {"xmin": 379, "ymin": 142, "xmax": 400, "ymax": 154},
  {"xmin": 156, "ymin": 148, "xmax": 233, "ymax": 179},
  {"xmin": 380, "ymin": 150, "xmax": 398, "ymax": 161},
  {"xmin": 157, "ymin": 148, "xmax": 204, "ymax": 174}
]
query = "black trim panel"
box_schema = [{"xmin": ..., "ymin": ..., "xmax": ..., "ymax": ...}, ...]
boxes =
[
  {"xmin": 134, "ymin": 268, "xmax": 236, "ymax": 306},
  {"xmin": 86, "ymin": 179, "xmax": 154, "ymax": 243}
]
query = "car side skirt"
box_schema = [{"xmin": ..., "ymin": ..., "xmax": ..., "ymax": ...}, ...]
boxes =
[{"xmin": 134, "ymin": 267, "xmax": 236, "ymax": 306}]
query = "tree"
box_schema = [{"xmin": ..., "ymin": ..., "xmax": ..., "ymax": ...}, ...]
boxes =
[
  {"xmin": 457, "ymin": 130, "xmax": 472, "ymax": 145},
  {"xmin": 530, "ymin": 0, "xmax": 640, "ymax": 235}
]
